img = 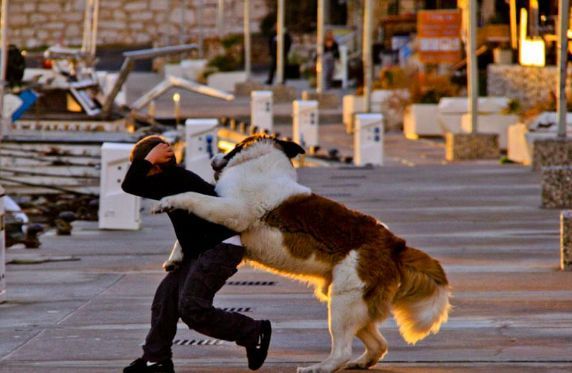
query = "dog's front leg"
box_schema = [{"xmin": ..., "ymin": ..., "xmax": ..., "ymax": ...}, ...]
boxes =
[
  {"xmin": 153, "ymin": 192, "xmax": 255, "ymax": 232},
  {"xmin": 163, "ymin": 240, "xmax": 183, "ymax": 272}
]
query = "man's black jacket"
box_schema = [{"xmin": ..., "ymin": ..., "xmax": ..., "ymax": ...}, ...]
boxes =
[{"xmin": 121, "ymin": 159, "xmax": 236, "ymax": 259}]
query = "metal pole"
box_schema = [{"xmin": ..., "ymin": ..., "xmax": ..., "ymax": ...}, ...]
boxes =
[
  {"xmin": 557, "ymin": 0, "xmax": 570, "ymax": 138},
  {"xmin": 467, "ymin": 0, "xmax": 479, "ymax": 133},
  {"xmin": 362, "ymin": 0, "xmax": 372, "ymax": 113},
  {"xmin": 244, "ymin": 0, "xmax": 251, "ymax": 80},
  {"xmin": 276, "ymin": 0, "xmax": 285, "ymax": 85},
  {"xmin": 197, "ymin": 0, "xmax": 204, "ymax": 58},
  {"xmin": 82, "ymin": 0, "xmax": 93, "ymax": 54},
  {"xmin": 0, "ymin": 0, "xmax": 8, "ymax": 139},
  {"xmin": 509, "ymin": 0, "xmax": 517, "ymax": 50},
  {"xmin": 90, "ymin": 0, "xmax": 99, "ymax": 57},
  {"xmin": 316, "ymin": 0, "xmax": 325, "ymax": 93},
  {"xmin": 217, "ymin": 0, "xmax": 224, "ymax": 37}
]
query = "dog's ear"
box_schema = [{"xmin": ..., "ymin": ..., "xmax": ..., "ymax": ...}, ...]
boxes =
[{"xmin": 277, "ymin": 139, "xmax": 305, "ymax": 159}]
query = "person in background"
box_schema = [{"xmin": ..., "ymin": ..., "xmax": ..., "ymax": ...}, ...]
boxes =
[
  {"xmin": 323, "ymin": 30, "xmax": 339, "ymax": 90},
  {"xmin": 266, "ymin": 22, "xmax": 292, "ymax": 85}
]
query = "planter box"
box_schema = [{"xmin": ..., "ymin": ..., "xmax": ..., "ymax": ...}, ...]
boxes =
[
  {"xmin": 403, "ymin": 103, "xmax": 440, "ymax": 139},
  {"xmin": 461, "ymin": 113, "xmax": 519, "ymax": 149},
  {"xmin": 207, "ymin": 71, "xmax": 247, "ymax": 92},
  {"xmin": 507, "ymin": 112, "xmax": 572, "ymax": 165},
  {"xmin": 438, "ymin": 96, "xmax": 510, "ymax": 133}
]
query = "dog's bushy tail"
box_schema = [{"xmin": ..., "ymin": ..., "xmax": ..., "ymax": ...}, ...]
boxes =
[{"xmin": 391, "ymin": 246, "xmax": 451, "ymax": 345}]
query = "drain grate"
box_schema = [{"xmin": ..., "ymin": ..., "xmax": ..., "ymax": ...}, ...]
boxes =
[
  {"xmin": 173, "ymin": 339, "xmax": 224, "ymax": 346},
  {"xmin": 221, "ymin": 307, "xmax": 252, "ymax": 312},
  {"xmin": 226, "ymin": 280, "xmax": 276, "ymax": 286}
]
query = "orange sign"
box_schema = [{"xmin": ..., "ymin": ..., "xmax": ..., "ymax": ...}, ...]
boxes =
[{"xmin": 417, "ymin": 10, "xmax": 462, "ymax": 64}]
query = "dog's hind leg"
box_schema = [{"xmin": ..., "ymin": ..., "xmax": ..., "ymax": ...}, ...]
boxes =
[
  {"xmin": 298, "ymin": 253, "xmax": 368, "ymax": 373},
  {"xmin": 346, "ymin": 322, "xmax": 388, "ymax": 369}
]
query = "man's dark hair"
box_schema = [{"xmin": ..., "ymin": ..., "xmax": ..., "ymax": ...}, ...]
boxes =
[
  {"xmin": 130, "ymin": 135, "xmax": 167, "ymax": 162},
  {"xmin": 131, "ymin": 135, "xmax": 177, "ymax": 168}
]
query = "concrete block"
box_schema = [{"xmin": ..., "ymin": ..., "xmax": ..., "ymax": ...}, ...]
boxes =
[
  {"xmin": 561, "ymin": 211, "xmax": 572, "ymax": 271},
  {"xmin": 403, "ymin": 103, "xmax": 440, "ymax": 139},
  {"xmin": 445, "ymin": 133, "xmax": 500, "ymax": 161},
  {"xmin": 541, "ymin": 166, "xmax": 572, "ymax": 208},
  {"xmin": 235, "ymin": 81, "xmax": 265, "ymax": 97},
  {"xmin": 301, "ymin": 90, "xmax": 339, "ymax": 109},
  {"xmin": 271, "ymin": 85, "xmax": 296, "ymax": 103},
  {"xmin": 533, "ymin": 138, "xmax": 572, "ymax": 171},
  {"xmin": 461, "ymin": 114, "xmax": 519, "ymax": 150},
  {"xmin": 207, "ymin": 71, "xmax": 247, "ymax": 93}
]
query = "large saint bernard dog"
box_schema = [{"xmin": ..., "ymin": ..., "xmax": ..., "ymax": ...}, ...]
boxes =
[{"xmin": 153, "ymin": 135, "xmax": 451, "ymax": 373}]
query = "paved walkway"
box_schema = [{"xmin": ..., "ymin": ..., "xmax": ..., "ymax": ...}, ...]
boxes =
[{"xmin": 2, "ymin": 155, "xmax": 571, "ymax": 372}]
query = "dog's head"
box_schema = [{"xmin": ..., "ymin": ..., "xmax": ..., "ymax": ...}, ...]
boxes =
[{"xmin": 212, "ymin": 134, "xmax": 305, "ymax": 180}]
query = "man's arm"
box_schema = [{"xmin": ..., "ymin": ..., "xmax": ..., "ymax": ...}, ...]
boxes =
[{"xmin": 122, "ymin": 161, "xmax": 217, "ymax": 201}]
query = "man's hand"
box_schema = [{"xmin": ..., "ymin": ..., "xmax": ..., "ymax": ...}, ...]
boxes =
[{"xmin": 145, "ymin": 143, "xmax": 174, "ymax": 165}]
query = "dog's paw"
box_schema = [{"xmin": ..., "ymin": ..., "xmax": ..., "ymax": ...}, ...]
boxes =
[
  {"xmin": 162, "ymin": 259, "xmax": 181, "ymax": 272},
  {"xmin": 151, "ymin": 198, "xmax": 175, "ymax": 214}
]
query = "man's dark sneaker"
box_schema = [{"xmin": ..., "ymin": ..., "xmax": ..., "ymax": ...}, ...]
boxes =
[
  {"xmin": 123, "ymin": 357, "xmax": 175, "ymax": 373},
  {"xmin": 247, "ymin": 320, "xmax": 272, "ymax": 370}
]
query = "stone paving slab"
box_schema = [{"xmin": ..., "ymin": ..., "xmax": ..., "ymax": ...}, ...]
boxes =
[{"xmin": 2, "ymin": 162, "xmax": 572, "ymax": 372}]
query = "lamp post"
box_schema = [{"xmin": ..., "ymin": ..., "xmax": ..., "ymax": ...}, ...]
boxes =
[
  {"xmin": 557, "ymin": 0, "xmax": 570, "ymax": 138},
  {"xmin": 362, "ymin": 0, "xmax": 373, "ymax": 113},
  {"xmin": 244, "ymin": 0, "xmax": 251, "ymax": 80},
  {"xmin": 316, "ymin": 0, "xmax": 325, "ymax": 93},
  {"xmin": 467, "ymin": 0, "xmax": 479, "ymax": 133}
]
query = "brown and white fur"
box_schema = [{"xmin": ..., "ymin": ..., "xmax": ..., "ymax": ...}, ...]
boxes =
[{"xmin": 154, "ymin": 135, "xmax": 451, "ymax": 373}]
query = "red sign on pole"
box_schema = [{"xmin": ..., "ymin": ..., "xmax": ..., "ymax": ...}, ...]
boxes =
[{"xmin": 417, "ymin": 10, "xmax": 462, "ymax": 64}]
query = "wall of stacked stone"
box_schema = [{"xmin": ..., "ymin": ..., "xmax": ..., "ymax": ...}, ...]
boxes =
[
  {"xmin": 5, "ymin": 0, "xmax": 268, "ymax": 50},
  {"xmin": 487, "ymin": 64, "xmax": 572, "ymax": 109}
]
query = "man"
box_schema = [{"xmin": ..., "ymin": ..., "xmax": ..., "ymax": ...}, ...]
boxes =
[
  {"xmin": 265, "ymin": 22, "xmax": 292, "ymax": 85},
  {"xmin": 122, "ymin": 136, "xmax": 271, "ymax": 373}
]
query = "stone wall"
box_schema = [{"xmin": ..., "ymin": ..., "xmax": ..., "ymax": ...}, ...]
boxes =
[
  {"xmin": 5, "ymin": 0, "xmax": 269, "ymax": 49},
  {"xmin": 487, "ymin": 64, "xmax": 572, "ymax": 109}
]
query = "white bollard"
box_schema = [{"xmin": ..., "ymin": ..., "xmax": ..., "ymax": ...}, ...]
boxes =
[
  {"xmin": 99, "ymin": 143, "xmax": 141, "ymax": 230},
  {"xmin": 185, "ymin": 118, "xmax": 218, "ymax": 181},
  {"xmin": 0, "ymin": 185, "xmax": 6, "ymax": 303},
  {"xmin": 354, "ymin": 113, "xmax": 384, "ymax": 166},
  {"xmin": 293, "ymin": 100, "xmax": 319, "ymax": 149},
  {"xmin": 251, "ymin": 90, "xmax": 273, "ymax": 133}
]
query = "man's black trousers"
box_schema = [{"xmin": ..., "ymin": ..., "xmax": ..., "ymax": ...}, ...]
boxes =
[{"xmin": 142, "ymin": 243, "xmax": 261, "ymax": 362}]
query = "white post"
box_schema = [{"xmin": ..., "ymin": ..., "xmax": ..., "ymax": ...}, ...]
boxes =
[
  {"xmin": 293, "ymin": 100, "xmax": 319, "ymax": 149},
  {"xmin": 251, "ymin": 90, "xmax": 273, "ymax": 133},
  {"xmin": 244, "ymin": 0, "xmax": 251, "ymax": 80},
  {"xmin": 99, "ymin": 143, "xmax": 141, "ymax": 231},
  {"xmin": 276, "ymin": 0, "xmax": 285, "ymax": 85},
  {"xmin": 362, "ymin": 0, "xmax": 373, "ymax": 113},
  {"xmin": 185, "ymin": 119, "xmax": 218, "ymax": 181},
  {"xmin": 467, "ymin": 0, "xmax": 479, "ymax": 133},
  {"xmin": 316, "ymin": 0, "xmax": 325, "ymax": 93},
  {"xmin": 354, "ymin": 113, "xmax": 384, "ymax": 166},
  {"xmin": 557, "ymin": 0, "xmax": 570, "ymax": 138}
]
